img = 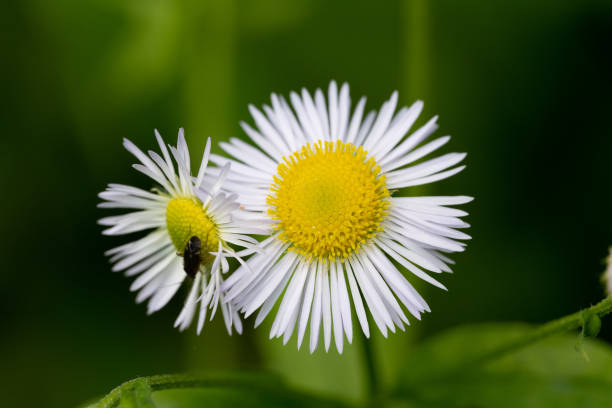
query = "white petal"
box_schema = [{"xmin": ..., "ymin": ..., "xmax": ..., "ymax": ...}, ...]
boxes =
[
  {"xmin": 310, "ymin": 264, "xmax": 323, "ymax": 353},
  {"xmin": 297, "ymin": 263, "xmax": 317, "ymax": 349},
  {"xmin": 330, "ymin": 262, "xmax": 345, "ymax": 353}
]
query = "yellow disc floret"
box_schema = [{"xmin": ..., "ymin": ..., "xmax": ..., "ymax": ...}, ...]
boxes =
[
  {"xmin": 267, "ymin": 140, "xmax": 390, "ymax": 261},
  {"xmin": 166, "ymin": 197, "xmax": 219, "ymax": 265}
]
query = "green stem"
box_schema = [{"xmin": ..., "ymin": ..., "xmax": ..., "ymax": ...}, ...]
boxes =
[
  {"xmin": 88, "ymin": 372, "xmax": 353, "ymax": 408},
  {"xmin": 391, "ymin": 297, "xmax": 612, "ymax": 401},
  {"xmin": 360, "ymin": 320, "xmax": 382, "ymax": 407},
  {"xmin": 465, "ymin": 297, "xmax": 612, "ymax": 367},
  {"xmin": 403, "ymin": 0, "xmax": 430, "ymax": 103}
]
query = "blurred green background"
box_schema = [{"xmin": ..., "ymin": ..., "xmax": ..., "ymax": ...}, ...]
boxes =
[{"xmin": 2, "ymin": 0, "xmax": 612, "ymax": 407}]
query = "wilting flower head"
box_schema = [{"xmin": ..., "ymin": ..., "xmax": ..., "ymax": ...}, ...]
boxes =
[
  {"xmin": 214, "ymin": 82, "xmax": 472, "ymax": 352},
  {"xmin": 98, "ymin": 129, "xmax": 264, "ymax": 334}
]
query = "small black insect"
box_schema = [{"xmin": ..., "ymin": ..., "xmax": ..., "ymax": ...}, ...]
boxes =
[{"xmin": 183, "ymin": 236, "xmax": 202, "ymax": 278}]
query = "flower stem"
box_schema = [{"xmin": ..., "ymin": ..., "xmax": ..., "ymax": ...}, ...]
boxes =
[
  {"xmin": 360, "ymin": 317, "xmax": 382, "ymax": 407},
  {"xmin": 88, "ymin": 372, "xmax": 353, "ymax": 408},
  {"xmin": 464, "ymin": 297, "xmax": 612, "ymax": 368}
]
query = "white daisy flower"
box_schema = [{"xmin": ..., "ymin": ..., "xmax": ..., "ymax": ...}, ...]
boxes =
[
  {"xmin": 98, "ymin": 129, "xmax": 264, "ymax": 335},
  {"xmin": 214, "ymin": 82, "xmax": 472, "ymax": 353}
]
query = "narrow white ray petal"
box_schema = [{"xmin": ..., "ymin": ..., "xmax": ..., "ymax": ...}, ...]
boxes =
[
  {"xmin": 106, "ymin": 229, "xmax": 167, "ymax": 259},
  {"xmin": 289, "ymin": 91, "xmax": 317, "ymax": 144},
  {"xmin": 392, "ymin": 200, "xmax": 470, "ymax": 217},
  {"xmin": 219, "ymin": 138, "xmax": 277, "ymax": 173},
  {"xmin": 335, "ymin": 260, "xmax": 353, "ymax": 343},
  {"xmin": 359, "ymin": 251, "xmax": 409, "ymax": 323},
  {"xmin": 111, "ymin": 237, "xmax": 171, "ymax": 272},
  {"xmin": 330, "ymin": 262, "xmax": 344, "ymax": 353},
  {"xmin": 282, "ymin": 303, "xmax": 300, "ymax": 345},
  {"xmin": 155, "ymin": 129, "xmax": 177, "ymax": 185},
  {"xmin": 268, "ymin": 95, "xmax": 299, "ymax": 152},
  {"xmin": 176, "ymin": 128, "xmax": 190, "ymax": 172},
  {"xmin": 310, "ymin": 264, "xmax": 323, "ymax": 353},
  {"xmin": 353, "ymin": 111, "xmax": 376, "ymax": 147},
  {"xmin": 378, "ymin": 116, "xmax": 439, "ymax": 167},
  {"xmin": 201, "ymin": 163, "xmax": 230, "ymax": 207},
  {"xmin": 394, "ymin": 211, "xmax": 472, "ymax": 240},
  {"xmin": 345, "ymin": 259, "xmax": 369, "ymax": 338},
  {"xmin": 223, "ymin": 240, "xmax": 285, "ymax": 296},
  {"xmin": 371, "ymin": 100, "xmax": 423, "ymax": 160},
  {"xmin": 254, "ymin": 268, "xmax": 293, "ymax": 328},
  {"xmin": 131, "ymin": 163, "xmax": 176, "ymax": 197},
  {"xmin": 136, "ymin": 269, "xmax": 168, "ymax": 304},
  {"xmin": 383, "ymin": 135, "xmax": 451, "ymax": 172},
  {"xmin": 227, "ymin": 249, "xmax": 287, "ymax": 306},
  {"xmin": 328, "ymin": 81, "xmax": 339, "ymax": 140},
  {"xmin": 130, "ymin": 252, "xmax": 176, "ymax": 291},
  {"xmin": 321, "ymin": 263, "xmax": 332, "ymax": 352},
  {"xmin": 123, "ymin": 138, "xmax": 166, "ymax": 181},
  {"xmin": 124, "ymin": 247, "xmax": 173, "ymax": 277},
  {"xmin": 302, "ymin": 88, "xmax": 327, "ymax": 141},
  {"xmin": 366, "ymin": 245, "xmax": 432, "ymax": 312},
  {"xmin": 174, "ymin": 273, "xmax": 202, "ymax": 331},
  {"xmin": 148, "ymin": 151, "xmax": 178, "ymax": 196},
  {"xmin": 147, "ymin": 262, "xmax": 184, "ymax": 314},
  {"xmin": 98, "ymin": 195, "xmax": 167, "ymax": 210},
  {"xmin": 337, "ymin": 83, "xmax": 350, "ymax": 142},
  {"xmin": 387, "ymin": 165, "xmax": 466, "ymax": 189},
  {"xmin": 386, "ymin": 153, "xmax": 466, "ymax": 184},
  {"xmin": 197, "ymin": 275, "xmax": 210, "ymax": 334},
  {"xmin": 279, "ymin": 95, "xmax": 308, "ymax": 146},
  {"xmin": 350, "ymin": 255, "xmax": 392, "ymax": 336},
  {"xmin": 274, "ymin": 262, "xmax": 308, "ymax": 337},
  {"xmin": 221, "ymin": 300, "xmax": 233, "ymax": 334},
  {"xmin": 243, "ymin": 253, "xmax": 298, "ymax": 317},
  {"xmin": 363, "ymin": 91, "xmax": 398, "ymax": 151},
  {"xmin": 169, "ymin": 144, "xmax": 192, "ymax": 196},
  {"xmin": 297, "ymin": 263, "xmax": 317, "ymax": 349},
  {"xmin": 377, "ymin": 235, "xmax": 441, "ymax": 273},
  {"xmin": 103, "ymin": 183, "xmax": 169, "ymax": 202},
  {"xmin": 345, "ymin": 97, "xmax": 367, "ymax": 144},
  {"xmin": 380, "ymin": 229, "xmax": 454, "ymax": 273},
  {"xmin": 314, "ymin": 89, "xmax": 330, "ymax": 141},
  {"xmin": 195, "ymin": 137, "xmax": 212, "ymax": 189},
  {"xmin": 385, "ymin": 217, "xmax": 465, "ymax": 252},
  {"xmin": 240, "ymin": 121, "xmax": 284, "ymax": 161},
  {"xmin": 249, "ymin": 104, "xmax": 293, "ymax": 155},
  {"xmin": 232, "ymin": 309, "xmax": 243, "ymax": 334}
]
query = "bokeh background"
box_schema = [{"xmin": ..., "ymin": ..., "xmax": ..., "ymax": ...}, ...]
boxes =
[{"xmin": 2, "ymin": 0, "xmax": 612, "ymax": 407}]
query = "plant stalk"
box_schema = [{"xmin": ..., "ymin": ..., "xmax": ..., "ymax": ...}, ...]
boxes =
[
  {"xmin": 466, "ymin": 297, "xmax": 612, "ymax": 367},
  {"xmin": 360, "ymin": 318, "xmax": 382, "ymax": 407}
]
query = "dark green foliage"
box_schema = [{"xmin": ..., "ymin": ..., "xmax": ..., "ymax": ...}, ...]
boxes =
[{"xmin": 395, "ymin": 323, "xmax": 612, "ymax": 408}]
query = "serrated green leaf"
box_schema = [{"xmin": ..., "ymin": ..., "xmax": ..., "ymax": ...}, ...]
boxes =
[{"xmin": 395, "ymin": 323, "xmax": 612, "ymax": 408}]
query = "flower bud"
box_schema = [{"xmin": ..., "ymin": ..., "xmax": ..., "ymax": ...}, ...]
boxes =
[{"xmin": 602, "ymin": 246, "xmax": 612, "ymax": 297}]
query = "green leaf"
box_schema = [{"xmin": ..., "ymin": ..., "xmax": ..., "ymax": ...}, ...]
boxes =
[
  {"xmin": 152, "ymin": 387, "xmax": 345, "ymax": 408},
  {"xmin": 395, "ymin": 323, "xmax": 612, "ymax": 408}
]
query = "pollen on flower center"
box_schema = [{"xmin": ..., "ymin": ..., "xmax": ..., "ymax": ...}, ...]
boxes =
[
  {"xmin": 166, "ymin": 197, "xmax": 219, "ymax": 265},
  {"xmin": 267, "ymin": 140, "xmax": 390, "ymax": 261}
]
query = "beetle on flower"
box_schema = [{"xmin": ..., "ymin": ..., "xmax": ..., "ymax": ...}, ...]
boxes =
[{"xmin": 98, "ymin": 129, "xmax": 265, "ymax": 335}]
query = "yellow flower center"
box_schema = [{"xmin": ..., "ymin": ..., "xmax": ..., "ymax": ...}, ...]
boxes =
[
  {"xmin": 166, "ymin": 197, "xmax": 219, "ymax": 266},
  {"xmin": 267, "ymin": 140, "xmax": 390, "ymax": 261}
]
